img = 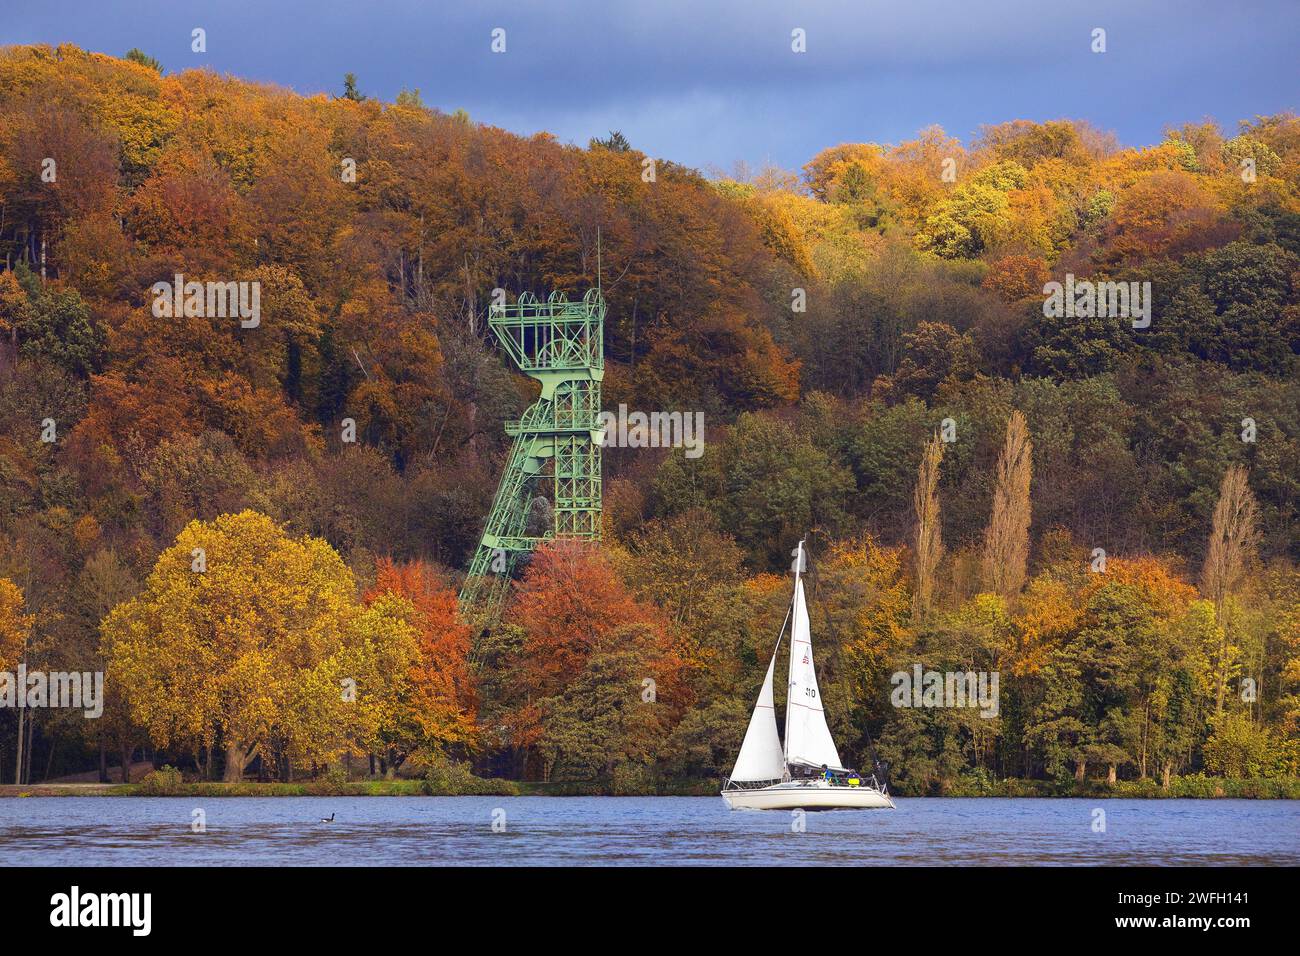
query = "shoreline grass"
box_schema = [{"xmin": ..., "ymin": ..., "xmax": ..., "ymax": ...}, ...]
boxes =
[{"xmin": 2, "ymin": 773, "xmax": 1297, "ymax": 798}]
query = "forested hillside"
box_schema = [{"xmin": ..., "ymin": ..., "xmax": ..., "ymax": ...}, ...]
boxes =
[{"xmin": 1, "ymin": 44, "xmax": 1297, "ymax": 792}]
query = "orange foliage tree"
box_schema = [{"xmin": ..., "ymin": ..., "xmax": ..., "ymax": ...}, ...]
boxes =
[
  {"xmin": 366, "ymin": 558, "xmax": 478, "ymax": 770},
  {"xmin": 504, "ymin": 540, "xmax": 682, "ymax": 779}
]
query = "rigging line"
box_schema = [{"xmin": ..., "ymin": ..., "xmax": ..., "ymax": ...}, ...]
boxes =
[
  {"xmin": 770, "ymin": 586, "xmax": 795, "ymax": 662},
  {"xmin": 771, "ymin": 582, "xmax": 796, "ymax": 772}
]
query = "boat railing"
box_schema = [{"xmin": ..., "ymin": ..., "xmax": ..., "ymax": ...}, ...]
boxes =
[{"xmin": 723, "ymin": 773, "xmax": 889, "ymax": 795}]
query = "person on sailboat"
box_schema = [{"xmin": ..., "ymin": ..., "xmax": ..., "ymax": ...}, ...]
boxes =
[{"xmin": 822, "ymin": 764, "xmax": 834, "ymax": 783}]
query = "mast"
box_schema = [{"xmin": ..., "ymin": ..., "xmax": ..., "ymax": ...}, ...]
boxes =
[{"xmin": 783, "ymin": 538, "xmax": 805, "ymax": 769}]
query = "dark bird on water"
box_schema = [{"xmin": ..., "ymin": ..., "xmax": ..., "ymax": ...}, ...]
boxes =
[{"xmin": 320, "ymin": 813, "xmax": 335, "ymax": 823}]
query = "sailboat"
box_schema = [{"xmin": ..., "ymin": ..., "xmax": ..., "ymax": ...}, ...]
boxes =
[{"xmin": 722, "ymin": 540, "xmax": 894, "ymax": 810}]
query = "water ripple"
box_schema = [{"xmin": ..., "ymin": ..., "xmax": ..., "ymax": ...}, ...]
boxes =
[{"xmin": 0, "ymin": 797, "xmax": 1296, "ymax": 866}]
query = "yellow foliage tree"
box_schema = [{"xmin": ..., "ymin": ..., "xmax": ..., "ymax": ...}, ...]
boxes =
[
  {"xmin": 0, "ymin": 577, "xmax": 33, "ymax": 672},
  {"xmin": 815, "ymin": 536, "xmax": 912, "ymax": 712},
  {"xmin": 100, "ymin": 510, "xmax": 416, "ymax": 781},
  {"xmin": 1011, "ymin": 576, "xmax": 1081, "ymax": 676}
]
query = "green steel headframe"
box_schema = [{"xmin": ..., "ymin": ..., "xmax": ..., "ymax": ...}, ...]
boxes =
[{"xmin": 459, "ymin": 288, "xmax": 605, "ymax": 621}]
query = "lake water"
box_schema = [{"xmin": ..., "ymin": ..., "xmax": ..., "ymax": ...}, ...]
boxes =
[{"xmin": 2, "ymin": 797, "xmax": 1297, "ymax": 866}]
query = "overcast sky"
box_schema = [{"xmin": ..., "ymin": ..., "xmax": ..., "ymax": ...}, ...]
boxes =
[{"xmin": 5, "ymin": 0, "xmax": 1297, "ymax": 171}]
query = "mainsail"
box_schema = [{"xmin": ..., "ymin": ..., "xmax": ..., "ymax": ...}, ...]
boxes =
[
  {"xmin": 784, "ymin": 562, "xmax": 844, "ymax": 771},
  {"xmin": 728, "ymin": 651, "xmax": 786, "ymax": 782}
]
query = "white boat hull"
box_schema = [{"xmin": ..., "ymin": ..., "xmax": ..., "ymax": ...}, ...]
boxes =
[{"xmin": 722, "ymin": 780, "xmax": 895, "ymax": 810}]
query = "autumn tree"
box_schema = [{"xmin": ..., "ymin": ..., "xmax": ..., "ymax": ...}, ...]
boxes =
[
  {"xmin": 1201, "ymin": 465, "xmax": 1259, "ymax": 714},
  {"xmin": 813, "ymin": 536, "xmax": 912, "ymax": 760},
  {"xmin": 365, "ymin": 558, "xmax": 477, "ymax": 774},
  {"xmin": 981, "ymin": 254, "xmax": 1050, "ymax": 303},
  {"xmin": 535, "ymin": 620, "xmax": 677, "ymax": 787},
  {"xmin": 0, "ymin": 577, "xmax": 31, "ymax": 671},
  {"xmin": 1203, "ymin": 712, "xmax": 1277, "ymax": 778},
  {"xmin": 915, "ymin": 162, "xmax": 1029, "ymax": 258},
  {"xmin": 982, "ymin": 410, "xmax": 1033, "ymax": 599},
  {"xmin": 912, "ymin": 431, "xmax": 945, "ymax": 618},
  {"xmin": 622, "ymin": 509, "xmax": 751, "ymax": 698},
  {"xmin": 504, "ymin": 540, "xmax": 680, "ymax": 780},
  {"xmin": 0, "ymin": 578, "xmax": 33, "ymax": 783},
  {"xmin": 873, "ymin": 322, "xmax": 978, "ymax": 403},
  {"xmin": 101, "ymin": 511, "xmax": 415, "ymax": 781}
]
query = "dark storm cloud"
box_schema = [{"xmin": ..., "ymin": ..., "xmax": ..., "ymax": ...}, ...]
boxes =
[{"xmin": 4, "ymin": 0, "xmax": 1297, "ymax": 170}]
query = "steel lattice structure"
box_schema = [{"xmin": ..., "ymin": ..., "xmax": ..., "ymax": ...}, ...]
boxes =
[{"xmin": 459, "ymin": 288, "xmax": 605, "ymax": 620}]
